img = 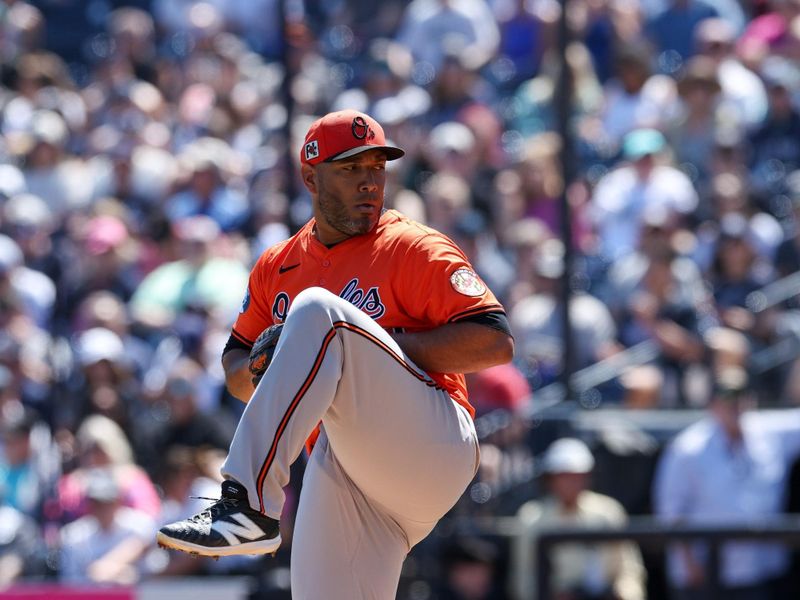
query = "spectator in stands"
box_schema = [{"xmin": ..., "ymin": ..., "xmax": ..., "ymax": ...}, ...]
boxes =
[
  {"xmin": 645, "ymin": 0, "xmax": 718, "ymax": 65},
  {"xmin": 512, "ymin": 133, "xmax": 564, "ymax": 239},
  {"xmin": 0, "ymin": 234, "xmax": 55, "ymax": 330},
  {"xmin": 496, "ymin": 0, "xmax": 552, "ymax": 88},
  {"xmin": 512, "ymin": 437, "xmax": 646, "ymax": 600},
  {"xmin": 457, "ymin": 103, "xmax": 507, "ymax": 214},
  {"xmin": 426, "ymin": 51, "xmax": 495, "ymax": 126},
  {"xmin": 496, "ymin": 132, "xmax": 590, "ymax": 249},
  {"xmin": 128, "ymin": 215, "xmax": 249, "ymax": 329},
  {"xmin": 58, "ymin": 212, "xmax": 142, "ymax": 328},
  {"xmin": 0, "ymin": 315, "xmax": 52, "ymax": 427},
  {"xmin": 0, "ymin": 496, "xmax": 46, "ymax": 586},
  {"xmin": 699, "ymin": 174, "xmax": 783, "ymax": 258},
  {"xmin": 87, "ymin": 135, "xmax": 170, "ymax": 232},
  {"xmin": 619, "ymin": 364, "xmax": 666, "ymax": 409},
  {"xmin": 748, "ymin": 57, "xmax": 800, "ymax": 200},
  {"xmin": 56, "ymin": 415, "xmax": 160, "ymax": 523},
  {"xmin": 147, "ymin": 357, "xmax": 234, "ymax": 461},
  {"xmin": 466, "ymin": 363, "xmax": 532, "ymax": 418},
  {"xmin": 615, "ymin": 243, "xmax": 712, "ymax": 406},
  {"xmin": 153, "ymin": 446, "xmax": 220, "ymax": 576},
  {"xmin": 590, "ymin": 128, "xmax": 698, "ymax": 262},
  {"xmin": 694, "ymin": 18, "xmax": 768, "ymax": 128},
  {"xmin": 163, "ymin": 148, "xmax": 250, "ymax": 234},
  {"xmin": 510, "ymin": 239, "xmax": 620, "ymax": 389},
  {"xmin": 106, "ymin": 7, "xmax": 158, "ymax": 83},
  {"xmin": 704, "ymin": 326, "xmax": 751, "ymax": 376},
  {"xmin": 395, "ymin": 0, "xmax": 500, "ymax": 74},
  {"xmin": 436, "ymin": 535, "xmax": 507, "ymax": 600},
  {"xmin": 668, "ymin": 56, "xmax": 725, "ymax": 186},
  {"xmin": 2, "ymin": 2, "xmax": 45, "ymax": 56},
  {"xmin": 59, "ymin": 467, "xmax": 155, "ymax": 585},
  {"xmin": 16, "ymin": 110, "xmax": 93, "ymax": 218},
  {"xmin": 417, "ymin": 118, "xmax": 492, "ymax": 229},
  {"xmin": 604, "ymin": 203, "xmax": 708, "ymax": 321},
  {"xmin": 653, "ymin": 367, "xmax": 800, "ymax": 599},
  {"xmin": 501, "ymin": 217, "xmax": 552, "ymax": 306},
  {"xmin": 509, "ymin": 41, "xmax": 603, "ymax": 145},
  {"xmin": 599, "ymin": 44, "xmax": 678, "ymax": 147},
  {"xmin": 424, "ymin": 120, "xmax": 482, "ymax": 185},
  {"xmin": 0, "ymin": 408, "xmax": 54, "ymax": 519},
  {"xmin": 1, "ymin": 193, "xmax": 60, "ymax": 292},
  {"xmin": 72, "ymin": 291, "xmax": 153, "ymax": 378},
  {"xmin": 63, "ymin": 326, "xmax": 139, "ymax": 434},
  {"xmin": 738, "ymin": 0, "xmax": 800, "ymax": 61},
  {"xmin": 774, "ymin": 170, "xmax": 800, "ymax": 276},
  {"xmin": 707, "ymin": 213, "xmax": 775, "ymax": 331},
  {"xmin": 421, "ymin": 171, "xmax": 474, "ymax": 238}
]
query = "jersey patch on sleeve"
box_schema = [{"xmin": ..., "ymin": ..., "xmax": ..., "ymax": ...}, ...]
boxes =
[
  {"xmin": 240, "ymin": 288, "xmax": 251, "ymax": 313},
  {"xmin": 449, "ymin": 268, "xmax": 487, "ymax": 297}
]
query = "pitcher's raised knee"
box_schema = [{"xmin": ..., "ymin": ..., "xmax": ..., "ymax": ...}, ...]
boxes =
[{"xmin": 289, "ymin": 287, "xmax": 345, "ymax": 316}]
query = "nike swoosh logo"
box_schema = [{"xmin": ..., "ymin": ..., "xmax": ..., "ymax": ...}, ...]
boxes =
[{"xmin": 279, "ymin": 263, "xmax": 300, "ymax": 274}]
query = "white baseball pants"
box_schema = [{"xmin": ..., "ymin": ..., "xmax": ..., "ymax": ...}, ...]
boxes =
[{"xmin": 221, "ymin": 287, "xmax": 480, "ymax": 599}]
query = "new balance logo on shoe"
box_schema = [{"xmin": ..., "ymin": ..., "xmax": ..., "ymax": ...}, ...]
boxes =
[
  {"xmin": 156, "ymin": 480, "xmax": 281, "ymax": 558},
  {"xmin": 212, "ymin": 513, "xmax": 269, "ymax": 545}
]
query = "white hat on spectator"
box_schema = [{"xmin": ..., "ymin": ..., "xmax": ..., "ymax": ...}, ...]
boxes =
[
  {"xmin": 0, "ymin": 234, "xmax": 23, "ymax": 273},
  {"xmin": 30, "ymin": 110, "xmax": 68, "ymax": 147},
  {"xmin": 534, "ymin": 239, "xmax": 566, "ymax": 279},
  {"xmin": 542, "ymin": 438, "xmax": 595, "ymax": 474},
  {"xmin": 76, "ymin": 327, "xmax": 125, "ymax": 366},
  {"xmin": 3, "ymin": 193, "xmax": 53, "ymax": 229},
  {"xmin": 718, "ymin": 212, "xmax": 762, "ymax": 252},
  {"xmin": 0, "ymin": 164, "xmax": 26, "ymax": 199},
  {"xmin": 695, "ymin": 18, "xmax": 736, "ymax": 46},
  {"xmin": 84, "ymin": 468, "xmax": 121, "ymax": 503},
  {"xmin": 429, "ymin": 121, "xmax": 476, "ymax": 158}
]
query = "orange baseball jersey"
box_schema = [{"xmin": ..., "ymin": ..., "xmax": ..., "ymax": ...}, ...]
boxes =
[{"xmin": 232, "ymin": 209, "xmax": 505, "ymax": 419}]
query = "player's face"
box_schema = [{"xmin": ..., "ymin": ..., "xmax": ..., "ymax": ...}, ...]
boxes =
[{"xmin": 307, "ymin": 150, "xmax": 387, "ymax": 245}]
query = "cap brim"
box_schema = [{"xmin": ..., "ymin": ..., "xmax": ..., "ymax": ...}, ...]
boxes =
[
  {"xmin": 626, "ymin": 149, "xmax": 660, "ymax": 160},
  {"xmin": 328, "ymin": 145, "xmax": 405, "ymax": 162}
]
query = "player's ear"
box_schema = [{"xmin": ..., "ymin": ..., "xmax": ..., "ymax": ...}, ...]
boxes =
[{"xmin": 301, "ymin": 164, "xmax": 318, "ymax": 194}]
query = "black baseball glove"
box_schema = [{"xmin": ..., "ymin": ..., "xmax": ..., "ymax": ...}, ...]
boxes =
[{"xmin": 249, "ymin": 323, "xmax": 284, "ymax": 387}]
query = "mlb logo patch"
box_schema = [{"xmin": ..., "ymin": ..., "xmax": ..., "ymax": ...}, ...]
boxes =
[{"xmin": 305, "ymin": 140, "xmax": 319, "ymax": 161}]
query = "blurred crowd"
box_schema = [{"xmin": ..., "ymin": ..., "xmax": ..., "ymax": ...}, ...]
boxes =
[{"xmin": 1, "ymin": 0, "xmax": 800, "ymax": 598}]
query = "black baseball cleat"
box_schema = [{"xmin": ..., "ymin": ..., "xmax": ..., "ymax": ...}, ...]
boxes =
[{"xmin": 156, "ymin": 480, "xmax": 281, "ymax": 557}]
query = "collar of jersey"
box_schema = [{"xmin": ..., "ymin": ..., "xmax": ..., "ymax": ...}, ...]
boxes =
[{"xmin": 305, "ymin": 211, "xmax": 391, "ymax": 256}]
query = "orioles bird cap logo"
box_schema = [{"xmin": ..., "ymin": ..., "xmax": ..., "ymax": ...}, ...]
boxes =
[{"xmin": 352, "ymin": 116, "xmax": 372, "ymax": 140}]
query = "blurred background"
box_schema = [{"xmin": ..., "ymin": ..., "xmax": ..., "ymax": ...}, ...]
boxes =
[{"xmin": 1, "ymin": 0, "xmax": 800, "ymax": 598}]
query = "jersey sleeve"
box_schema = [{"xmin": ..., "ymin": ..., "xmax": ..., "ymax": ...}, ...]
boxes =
[
  {"xmin": 395, "ymin": 233, "xmax": 504, "ymax": 326},
  {"xmin": 231, "ymin": 254, "xmax": 275, "ymax": 344}
]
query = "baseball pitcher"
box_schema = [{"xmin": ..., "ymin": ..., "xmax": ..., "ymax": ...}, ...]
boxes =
[{"xmin": 157, "ymin": 109, "xmax": 514, "ymax": 599}]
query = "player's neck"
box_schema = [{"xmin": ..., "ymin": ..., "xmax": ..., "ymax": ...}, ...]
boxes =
[{"xmin": 311, "ymin": 224, "xmax": 346, "ymax": 249}]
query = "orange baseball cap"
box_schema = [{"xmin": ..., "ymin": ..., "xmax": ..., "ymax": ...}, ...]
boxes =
[{"xmin": 300, "ymin": 109, "xmax": 405, "ymax": 165}]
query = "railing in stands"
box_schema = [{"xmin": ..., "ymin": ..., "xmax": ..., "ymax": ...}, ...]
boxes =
[
  {"xmin": 462, "ymin": 515, "xmax": 800, "ymax": 600},
  {"xmin": 534, "ymin": 518, "xmax": 800, "ymax": 600}
]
